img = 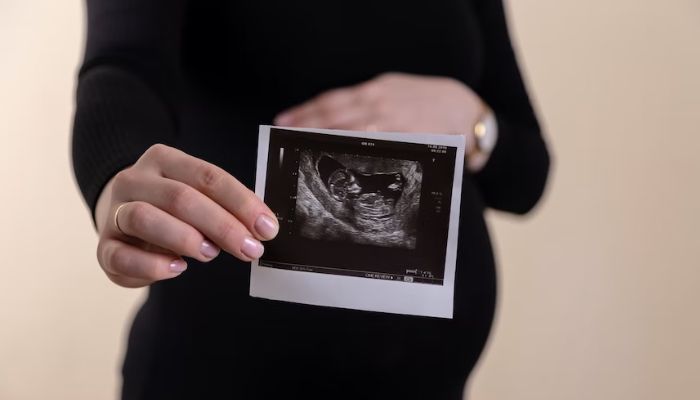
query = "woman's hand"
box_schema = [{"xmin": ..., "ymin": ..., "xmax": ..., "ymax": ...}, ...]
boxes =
[
  {"xmin": 274, "ymin": 72, "xmax": 486, "ymax": 146},
  {"xmin": 94, "ymin": 144, "xmax": 279, "ymax": 288}
]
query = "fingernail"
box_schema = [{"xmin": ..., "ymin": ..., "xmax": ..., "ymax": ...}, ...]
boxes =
[
  {"xmin": 241, "ymin": 237, "xmax": 264, "ymax": 259},
  {"xmin": 169, "ymin": 259, "xmax": 187, "ymax": 273},
  {"xmin": 255, "ymin": 214, "xmax": 279, "ymax": 240},
  {"xmin": 275, "ymin": 113, "xmax": 292, "ymax": 126},
  {"xmin": 200, "ymin": 239, "xmax": 220, "ymax": 259}
]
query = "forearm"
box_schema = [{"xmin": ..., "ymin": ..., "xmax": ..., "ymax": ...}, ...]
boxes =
[
  {"xmin": 72, "ymin": 0, "xmax": 187, "ymax": 227},
  {"xmin": 72, "ymin": 67, "xmax": 177, "ymax": 228},
  {"xmin": 470, "ymin": 0, "xmax": 551, "ymax": 213}
]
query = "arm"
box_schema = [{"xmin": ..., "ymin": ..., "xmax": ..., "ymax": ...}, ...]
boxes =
[
  {"xmin": 269, "ymin": 0, "xmax": 549, "ymax": 214},
  {"xmin": 71, "ymin": 0, "xmax": 188, "ymax": 228},
  {"xmin": 71, "ymin": 0, "xmax": 279, "ymax": 288},
  {"xmin": 471, "ymin": 0, "xmax": 551, "ymax": 214}
]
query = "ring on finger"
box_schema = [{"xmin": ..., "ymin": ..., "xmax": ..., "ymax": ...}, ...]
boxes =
[{"xmin": 114, "ymin": 202, "xmax": 129, "ymax": 235}]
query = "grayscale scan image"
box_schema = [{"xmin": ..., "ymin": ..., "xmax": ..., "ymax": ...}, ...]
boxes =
[{"xmin": 295, "ymin": 151, "xmax": 422, "ymax": 249}]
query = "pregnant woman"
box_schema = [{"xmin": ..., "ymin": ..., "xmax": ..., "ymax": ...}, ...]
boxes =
[{"xmin": 71, "ymin": 0, "xmax": 550, "ymax": 399}]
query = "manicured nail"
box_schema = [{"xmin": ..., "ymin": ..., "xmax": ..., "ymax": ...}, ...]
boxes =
[
  {"xmin": 169, "ymin": 259, "xmax": 187, "ymax": 273},
  {"xmin": 200, "ymin": 240, "xmax": 220, "ymax": 259},
  {"xmin": 255, "ymin": 214, "xmax": 279, "ymax": 240},
  {"xmin": 275, "ymin": 113, "xmax": 292, "ymax": 126},
  {"xmin": 241, "ymin": 237, "xmax": 264, "ymax": 259}
]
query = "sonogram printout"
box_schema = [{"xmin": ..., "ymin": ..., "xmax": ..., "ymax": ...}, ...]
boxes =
[{"xmin": 251, "ymin": 125, "xmax": 465, "ymax": 318}]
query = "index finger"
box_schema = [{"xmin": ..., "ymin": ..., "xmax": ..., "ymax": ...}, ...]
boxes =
[{"xmin": 141, "ymin": 145, "xmax": 279, "ymax": 241}]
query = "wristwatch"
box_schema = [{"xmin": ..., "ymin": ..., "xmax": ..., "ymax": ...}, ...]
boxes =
[{"xmin": 467, "ymin": 107, "xmax": 498, "ymax": 171}]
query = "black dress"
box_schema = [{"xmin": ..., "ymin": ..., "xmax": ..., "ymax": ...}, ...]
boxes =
[{"xmin": 72, "ymin": 1, "xmax": 550, "ymax": 399}]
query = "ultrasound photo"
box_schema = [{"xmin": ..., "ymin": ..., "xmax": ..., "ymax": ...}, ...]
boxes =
[
  {"xmin": 295, "ymin": 151, "xmax": 422, "ymax": 249},
  {"xmin": 253, "ymin": 126, "xmax": 465, "ymax": 317}
]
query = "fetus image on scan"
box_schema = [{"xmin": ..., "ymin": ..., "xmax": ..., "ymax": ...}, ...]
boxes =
[{"xmin": 295, "ymin": 151, "xmax": 422, "ymax": 249}]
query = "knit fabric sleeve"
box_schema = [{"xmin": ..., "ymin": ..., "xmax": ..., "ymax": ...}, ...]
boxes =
[
  {"xmin": 71, "ymin": 0, "xmax": 187, "ymax": 228},
  {"xmin": 472, "ymin": 0, "xmax": 552, "ymax": 214}
]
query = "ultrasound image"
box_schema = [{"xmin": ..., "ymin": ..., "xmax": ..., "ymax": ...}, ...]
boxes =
[{"xmin": 295, "ymin": 151, "xmax": 422, "ymax": 249}]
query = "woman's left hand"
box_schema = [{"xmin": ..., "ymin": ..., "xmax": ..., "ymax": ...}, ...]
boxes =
[{"xmin": 274, "ymin": 72, "xmax": 485, "ymax": 143}]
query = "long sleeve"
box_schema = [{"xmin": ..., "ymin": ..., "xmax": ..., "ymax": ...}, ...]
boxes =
[
  {"xmin": 472, "ymin": 0, "xmax": 551, "ymax": 214},
  {"xmin": 71, "ymin": 0, "xmax": 187, "ymax": 226}
]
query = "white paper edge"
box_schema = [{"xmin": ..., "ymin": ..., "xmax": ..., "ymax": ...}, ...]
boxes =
[{"xmin": 251, "ymin": 125, "xmax": 465, "ymax": 319}]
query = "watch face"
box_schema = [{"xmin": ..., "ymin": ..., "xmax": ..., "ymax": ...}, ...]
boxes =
[{"xmin": 475, "ymin": 121, "xmax": 487, "ymax": 140}]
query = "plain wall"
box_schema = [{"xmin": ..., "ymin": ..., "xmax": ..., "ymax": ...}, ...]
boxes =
[{"xmin": 1, "ymin": 1, "xmax": 698, "ymax": 399}]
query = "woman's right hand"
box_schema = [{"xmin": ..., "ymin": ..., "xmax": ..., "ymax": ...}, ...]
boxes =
[{"xmin": 94, "ymin": 144, "xmax": 279, "ymax": 288}]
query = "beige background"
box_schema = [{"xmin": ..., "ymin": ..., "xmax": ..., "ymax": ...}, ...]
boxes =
[{"xmin": 1, "ymin": 0, "xmax": 698, "ymax": 399}]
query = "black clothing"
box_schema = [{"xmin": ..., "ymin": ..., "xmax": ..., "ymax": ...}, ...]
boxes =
[{"xmin": 71, "ymin": 1, "xmax": 550, "ymax": 399}]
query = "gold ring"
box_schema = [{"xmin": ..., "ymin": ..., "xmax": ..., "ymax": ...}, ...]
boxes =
[{"xmin": 114, "ymin": 203, "xmax": 128, "ymax": 235}]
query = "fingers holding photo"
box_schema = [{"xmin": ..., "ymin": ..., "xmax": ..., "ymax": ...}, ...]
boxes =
[
  {"xmin": 136, "ymin": 144, "xmax": 279, "ymax": 241},
  {"xmin": 111, "ymin": 200, "xmax": 220, "ymax": 263},
  {"xmin": 93, "ymin": 144, "xmax": 282, "ymax": 288}
]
